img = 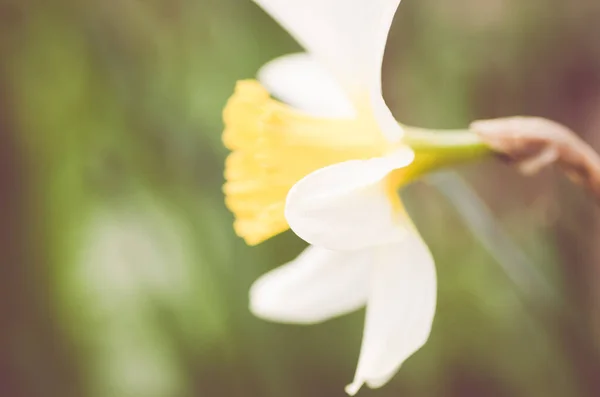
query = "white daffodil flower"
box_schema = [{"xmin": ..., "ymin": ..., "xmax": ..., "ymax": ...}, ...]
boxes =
[{"xmin": 223, "ymin": 0, "xmax": 445, "ymax": 394}]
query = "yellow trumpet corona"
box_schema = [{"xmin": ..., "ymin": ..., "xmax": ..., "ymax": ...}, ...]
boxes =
[{"xmin": 222, "ymin": 80, "xmax": 418, "ymax": 245}]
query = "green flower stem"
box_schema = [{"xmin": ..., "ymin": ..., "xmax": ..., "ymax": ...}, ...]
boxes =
[
  {"xmin": 395, "ymin": 125, "xmax": 492, "ymax": 181},
  {"xmin": 402, "ymin": 125, "xmax": 491, "ymax": 171}
]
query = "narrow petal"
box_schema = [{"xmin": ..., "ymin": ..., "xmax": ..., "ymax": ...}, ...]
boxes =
[
  {"xmin": 285, "ymin": 147, "xmax": 414, "ymax": 251},
  {"xmin": 253, "ymin": 0, "xmax": 403, "ymax": 141},
  {"xmin": 258, "ymin": 53, "xmax": 355, "ymax": 118},
  {"xmin": 250, "ymin": 245, "xmax": 371, "ymax": 324},
  {"xmin": 346, "ymin": 232, "xmax": 437, "ymax": 395}
]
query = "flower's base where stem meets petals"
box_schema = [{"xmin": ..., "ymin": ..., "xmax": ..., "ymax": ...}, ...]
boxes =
[{"xmin": 400, "ymin": 125, "xmax": 491, "ymax": 182}]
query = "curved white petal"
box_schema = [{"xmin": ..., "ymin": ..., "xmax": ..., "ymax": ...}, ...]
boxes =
[
  {"xmin": 346, "ymin": 233, "xmax": 437, "ymax": 395},
  {"xmin": 253, "ymin": 0, "xmax": 403, "ymax": 141},
  {"xmin": 258, "ymin": 53, "xmax": 355, "ymax": 118},
  {"xmin": 285, "ymin": 147, "xmax": 414, "ymax": 251},
  {"xmin": 250, "ymin": 245, "xmax": 371, "ymax": 324}
]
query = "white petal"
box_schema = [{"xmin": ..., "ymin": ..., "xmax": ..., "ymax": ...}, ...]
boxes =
[
  {"xmin": 285, "ymin": 147, "xmax": 414, "ymax": 251},
  {"xmin": 346, "ymin": 232, "xmax": 437, "ymax": 395},
  {"xmin": 253, "ymin": 0, "xmax": 403, "ymax": 141},
  {"xmin": 258, "ymin": 53, "xmax": 355, "ymax": 118},
  {"xmin": 250, "ymin": 245, "xmax": 371, "ymax": 324}
]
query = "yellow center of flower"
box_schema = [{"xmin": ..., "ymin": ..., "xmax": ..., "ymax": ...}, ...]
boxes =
[{"xmin": 223, "ymin": 80, "xmax": 408, "ymax": 245}]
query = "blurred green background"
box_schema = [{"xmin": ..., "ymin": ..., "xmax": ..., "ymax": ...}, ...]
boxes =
[{"xmin": 1, "ymin": 0, "xmax": 600, "ymax": 396}]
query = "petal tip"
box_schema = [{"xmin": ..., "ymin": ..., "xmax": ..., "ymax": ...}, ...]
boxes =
[
  {"xmin": 345, "ymin": 381, "xmax": 362, "ymax": 396},
  {"xmin": 248, "ymin": 279, "xmax": 274, "ymax": 320},
  {"xmin": 248, "ymin": 272, "xmax": 321, "ymax": 325}
]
